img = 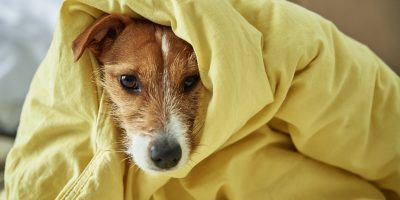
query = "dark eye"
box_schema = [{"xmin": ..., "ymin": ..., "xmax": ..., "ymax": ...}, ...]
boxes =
[
  {"xmin": 119, "ymin": 75, "xmax": 141, "ymax": 94},
  {"xmin": 106, "ymin": 28, "xmax": 118, "ymax": 39},
  {"xmin": 182, "ymin": 75, "xmax": 200, "ymax": 92}
]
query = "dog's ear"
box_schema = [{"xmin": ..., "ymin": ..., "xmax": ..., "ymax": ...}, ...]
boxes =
[{"xmin": 72, "ymin": 14, "xmax": 131, "ymax": 61}]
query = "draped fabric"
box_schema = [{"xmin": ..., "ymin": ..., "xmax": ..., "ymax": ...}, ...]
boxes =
[{"xmin": 3, "ymin": 0, "xmax": 400, "ymax": 199}]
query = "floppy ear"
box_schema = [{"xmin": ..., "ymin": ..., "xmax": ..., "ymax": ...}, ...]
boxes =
[{"xmin": 72, "ymin": 14, "xmax": 132, "ymax": 61}]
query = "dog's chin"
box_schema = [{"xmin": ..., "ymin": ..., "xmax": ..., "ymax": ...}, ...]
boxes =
[{"xmin": 124, "ymin": 132, "xmax": 190, "ymax": 175}]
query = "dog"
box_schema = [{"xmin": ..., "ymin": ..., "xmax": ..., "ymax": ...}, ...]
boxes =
[{"xmin": 72, "ymin": 14, "xmax": 205, "ymax": 174}]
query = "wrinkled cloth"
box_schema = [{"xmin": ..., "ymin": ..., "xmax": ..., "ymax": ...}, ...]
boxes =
[{"xmin": 3, "ymin": 0, "xmax": 400, "ymax": 199}]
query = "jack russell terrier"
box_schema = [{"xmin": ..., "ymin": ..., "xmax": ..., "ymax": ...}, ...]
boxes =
[{"xmin": 72, "ymin": 14, "xmax": 205, "ymax": 174}]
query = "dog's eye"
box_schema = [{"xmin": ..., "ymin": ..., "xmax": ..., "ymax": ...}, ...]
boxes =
[
  {"xmin": 106, "ymin": 28, "xmax": 118, "ymax": 39},
  {"xmin": 182, "ymin": 75, "xmax": 200, "ymax": 93},
  {"xmin": 119, "ymin": 75, "xmax": 141, "ymax": 94}
]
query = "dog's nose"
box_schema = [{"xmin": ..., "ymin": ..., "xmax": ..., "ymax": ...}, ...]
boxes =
[{"xmin": 150, "ymin": 137, "xmax": 182, "ymax": 169}]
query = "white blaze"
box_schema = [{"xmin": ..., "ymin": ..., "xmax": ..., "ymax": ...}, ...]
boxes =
[{"xmin": 161, "ymin": 33, "xmax": 169, "ymax": 56}]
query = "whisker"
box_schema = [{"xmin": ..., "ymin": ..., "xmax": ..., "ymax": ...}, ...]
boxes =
[{"xmin": 119, "ymin": 156, "xmax": 132, "ymax": 164}]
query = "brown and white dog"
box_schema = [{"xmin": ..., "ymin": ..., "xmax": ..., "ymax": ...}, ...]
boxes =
[{"xmin": 72, "ymin": 14, "xmax": 205, "ymax": 174}]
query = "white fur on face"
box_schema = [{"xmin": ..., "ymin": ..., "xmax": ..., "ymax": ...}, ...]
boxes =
[
  {"xmin": 125, "ymin": 133, "xmax": 155, "ymax": 173},
  {"xmin": 166, "ymin": 113, "xmax": 190, "ymax": 169},
  {"xmin": 125, "ymin": 113, "xmax": 190, "ymax": 173},
  {"xmin": 161, "ymin": 32, "xmax": 169, "ymax": 56}
]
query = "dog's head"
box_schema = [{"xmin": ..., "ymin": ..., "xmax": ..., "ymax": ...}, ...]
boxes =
[{"xmin": 72, "ymin": 14, "xmax": 204, "ymax": 174}]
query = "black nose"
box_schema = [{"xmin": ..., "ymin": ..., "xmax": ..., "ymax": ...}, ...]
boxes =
[{"xmin": 150, "ymin": 138, "xmax": 182, "ymax": 169}]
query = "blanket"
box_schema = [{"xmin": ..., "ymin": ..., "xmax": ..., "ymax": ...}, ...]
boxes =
[{"xmin": 3, "ymin": 0, "xmax": 400, "ymax": 199}]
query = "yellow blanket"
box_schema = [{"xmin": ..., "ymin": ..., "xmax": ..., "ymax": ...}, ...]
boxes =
[{"xmin": 3, "ymin": 0, "xmax": 400, "ymax": 199}]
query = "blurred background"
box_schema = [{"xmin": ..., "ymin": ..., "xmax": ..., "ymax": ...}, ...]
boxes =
[
  {"xmin": 0, "ymin": 0, "xmax": 399, "ymax": 191},
  {"xmin": 0, "ymin": 0, "xmax": 62, "ymax": 190}
]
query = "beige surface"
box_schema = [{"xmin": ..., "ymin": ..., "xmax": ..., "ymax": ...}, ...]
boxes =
[{"xmin": 291, "ymin": 0, "xmax": 400, "ymax": 74}]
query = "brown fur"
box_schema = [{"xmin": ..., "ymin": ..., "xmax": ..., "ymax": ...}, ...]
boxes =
[{"xmin": 73, "ymin": 14, "xmax": 204, "ymax": 157}]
